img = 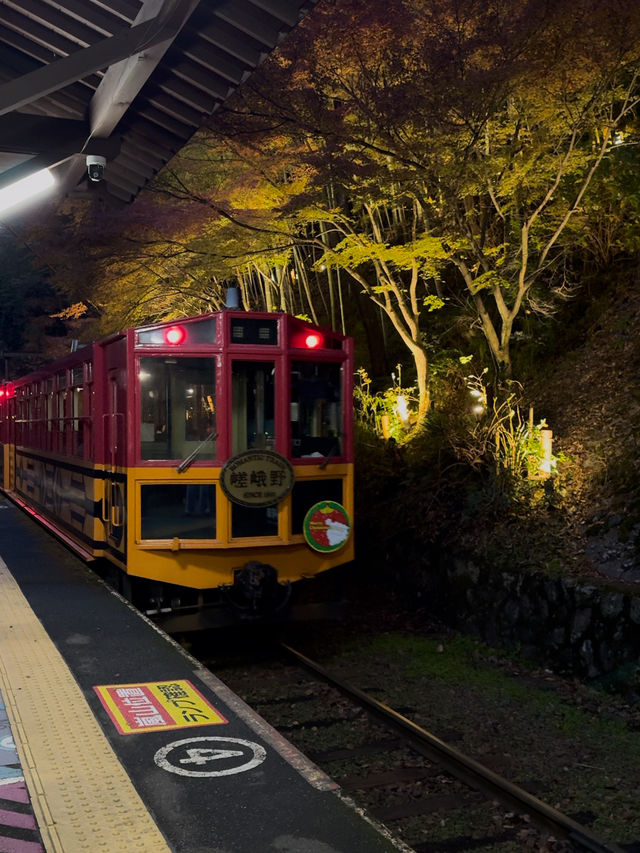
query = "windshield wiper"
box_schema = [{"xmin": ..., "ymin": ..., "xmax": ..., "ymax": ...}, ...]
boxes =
[
  {"xmin": 176, "ymin": 431, "xmax": 218, "ymax": 474},
  {"xmin": 319, "ymin": 440, "xmax": 340, "ymax": 469}
]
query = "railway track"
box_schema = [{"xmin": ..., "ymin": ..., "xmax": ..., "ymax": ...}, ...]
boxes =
[
  {"xmin": 212, "ymin": 640, "xmax": 628, "ymax": 853},
  {"xmin": 281, "ymin": 644, "xmax": 624, "ymax": 853}
]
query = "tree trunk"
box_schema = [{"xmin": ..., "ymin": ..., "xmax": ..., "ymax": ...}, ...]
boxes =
[{"xmin": 405, "ymin": 339, "xmax": 430, "ymax": 430}]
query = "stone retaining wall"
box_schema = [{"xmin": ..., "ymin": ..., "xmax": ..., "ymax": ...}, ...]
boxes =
[{"xmin": 431, "ymin": 557, "xmax": 640, "ymax": 680}]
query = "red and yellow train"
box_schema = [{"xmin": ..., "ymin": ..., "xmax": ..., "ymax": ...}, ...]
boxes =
[{"xmin": 0, "ymin": 310, "xmax": 354, "ymax": 630}]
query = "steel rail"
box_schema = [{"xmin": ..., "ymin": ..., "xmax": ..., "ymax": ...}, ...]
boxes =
[{"xmin": 281, "ymin": 643, "xmax": 624, "ymax": 853}]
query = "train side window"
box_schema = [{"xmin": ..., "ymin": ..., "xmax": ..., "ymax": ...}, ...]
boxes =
[
  {"xmin": 70, "ymin": 374, "xmax": 85, "ymax": 458},
  {"xmin": 16, "ymin": 391, "xmax": 27, "ymax": 446},
  {"xmin": 85, "ymin": 379, "xmax": 93, "ymax": 459},
  {"xmin": 34, "ymin": 388, "xmax": 44, "ymax": 448},
  {"xmin": 45, "ymin": 379, "xmax": 54, "ymax": 451},
  {"xmin": 140, "ymin": 483, "xmax": 216, "ymax": 540},
  {"xmin": 139, "ymin": 357, "xmax": 216, "ymax": 462},
  {"xmin": 231, "ymin": 361, "xmax": 275, "ymax": 453},
  {"xmin": 23, "ymin": 387, "xmax": 32, "ymax": 447},
  {"xmin": 23, "ymin": 390, "xmax": 32, "ymax": 446},
  {"xmin": 291, "ymin": 362, "xmax": 342, "ymax": 459},
  {"xmin": 56, "ymin": 372, "xmax": 67, "ymax": 454}
]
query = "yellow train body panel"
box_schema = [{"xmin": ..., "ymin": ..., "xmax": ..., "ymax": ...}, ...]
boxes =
[
  {"xmin": 125, "ymin": 463, "xmax": 354, "ymax": 589},
  {"xmin": 1, "ymin": 446, "xmax": 353, "ymax": 593},
  {"xmin": 3, "ymin": 449, "xmax": 104, "ymax": 559}
]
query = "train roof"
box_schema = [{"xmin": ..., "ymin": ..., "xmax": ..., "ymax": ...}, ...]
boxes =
[{"xmin": 4, "ymin": 310, "xmax": 350, "ymax": 390}]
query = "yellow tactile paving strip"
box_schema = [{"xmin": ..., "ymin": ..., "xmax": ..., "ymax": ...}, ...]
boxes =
[{"xmin": 0, "ymin": 558, "xmax": 172, "ymax": 853}]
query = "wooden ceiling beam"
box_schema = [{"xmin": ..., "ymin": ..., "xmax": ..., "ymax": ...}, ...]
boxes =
[
  {"xmin": 0, "ymin": 0, "xmax": 200, "ymax": 118},
  {"xmin": 88, "ymin": 0, "xmax": 201, "ymax": 138}
]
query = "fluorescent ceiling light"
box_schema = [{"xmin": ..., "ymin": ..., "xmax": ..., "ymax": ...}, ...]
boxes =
[{"xmin": 0, "ymin": 168, "xmax": 55, "ymax": 214}]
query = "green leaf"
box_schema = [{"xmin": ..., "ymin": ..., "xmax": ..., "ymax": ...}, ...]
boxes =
[
  {"xmin": 472, "ymin": 270, "xmax": 511, "ymax": 292},
  {"xmin": 423, "ymin": 294, "xmax": 445, "ymax": 311}
]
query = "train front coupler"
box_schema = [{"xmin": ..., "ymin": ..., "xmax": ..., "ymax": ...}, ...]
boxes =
[{"xmin": 225, "ymin": 561, "xmax": 292, "ymax": 619}]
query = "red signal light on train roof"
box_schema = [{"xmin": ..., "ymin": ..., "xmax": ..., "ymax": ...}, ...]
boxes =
[
  {"xmin": 305, "ymin": 333, "xmax": 323, "ymax": 349},
  {"xmin": 165, "ymin": 325, "xmax": 186, "ymax": 345}
]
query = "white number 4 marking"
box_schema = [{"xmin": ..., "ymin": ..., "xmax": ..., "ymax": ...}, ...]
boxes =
[
  {"xmin": 180, "ymin": 748, "xmax": 244, "ymax": 765},
  {"xmin": 155, "ymin": 736, "xmax": 267, "ymax": 777}
]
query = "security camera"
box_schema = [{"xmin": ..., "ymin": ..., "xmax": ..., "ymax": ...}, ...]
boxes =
[{"xmin": 86, "ymin": 154, "xmax": 106, "ymax": 182}]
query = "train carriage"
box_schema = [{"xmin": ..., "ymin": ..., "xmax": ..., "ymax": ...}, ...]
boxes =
[{"xmin": 0, "ymin": 310, "xmax": 354, "ymax": 631}]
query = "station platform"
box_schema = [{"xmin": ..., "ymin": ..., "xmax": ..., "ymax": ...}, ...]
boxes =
[{"xmin": 0, "ymin": 497, "xmax": 406, "ymax": 853}]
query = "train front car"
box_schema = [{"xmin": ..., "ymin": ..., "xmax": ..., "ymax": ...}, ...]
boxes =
[{"xmin": 107, "ymin": 310, "xmax": 354, "ymax": 630}]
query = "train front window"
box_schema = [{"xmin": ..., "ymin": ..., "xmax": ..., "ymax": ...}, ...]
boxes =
[
  {"xmin": 291, "ymin": 362, "xmax": 342, "ymax": 458},
  {"xmin": 140, "ymin": 483, "xmax": 216, "ymax": 540},
  {"xmin": 139, "ymin": 357, "xmax": 216, "ymax": 461},
  {"xmin": 231, "ymin": 504, "xmax": 278, "ymax": 538},
  {"xmin": 231, "ymin": 361, "xmax": 275, "ymax": 453}
]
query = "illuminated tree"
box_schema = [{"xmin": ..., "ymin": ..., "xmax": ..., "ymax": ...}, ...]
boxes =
[
  {"xmin": 33, "ymin": 0, "xmax": 640, "ymax": 428},
  {"xmin": 200, "ymin": 0, "xmax": 640, "ymax": 418}
]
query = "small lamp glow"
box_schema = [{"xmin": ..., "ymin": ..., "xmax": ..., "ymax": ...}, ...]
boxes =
[
  {"xmin": 0, "ymin": 169, "xmax": 55, "ymax": 214},
  {"xmin": 538, "ymin": 429, "xmax": 554, "ymax": 477},
  {"xmin": 396, "ymin": 394, "xmax": 410, "ymax": 426}
]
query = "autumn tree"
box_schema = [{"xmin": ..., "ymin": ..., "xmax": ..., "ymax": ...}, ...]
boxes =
[
  {"xmin": 32, "ymin": 0, "xmax": 640, "ymax": 428},
  {"xmin": 194, "ymin": 0, "xmax": 640, "ymax": 421},
  {"xmin": 35, "ymin": 137, "xmax": 339, "ymax": 336}
]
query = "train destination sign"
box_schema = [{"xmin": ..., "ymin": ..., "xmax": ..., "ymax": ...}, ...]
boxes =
[
  {"xmin": 303, "ymin": 501, "xmax": 351, "ymax": 553},
  {"xmin": 94, "ymin": 680, "xmax": 228, "ymax": 735},
  {"xmin": 220, "ymin": 449, "xmax": 295, "ymax": 508}
]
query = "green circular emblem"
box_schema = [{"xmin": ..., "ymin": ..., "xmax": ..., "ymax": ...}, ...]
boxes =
[
  {"xmin": 303, "ymin": 501, "xmax": 351, "ymax": 553},
  {"xmin": 220, "ymin": 450, "xmax": 295, "ymax": 508}
]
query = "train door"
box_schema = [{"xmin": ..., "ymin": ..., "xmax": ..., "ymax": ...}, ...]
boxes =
[
  {"xmin": 231, "ymin": 360, "xmax": 276, "ymax": 453},
  {"xmin": 103, "ymin": 370, "xmax": 125, "ymax": 556},
  {"xmin": 229, "ymin": 359, "xmax": 280, "ymax": 539}
]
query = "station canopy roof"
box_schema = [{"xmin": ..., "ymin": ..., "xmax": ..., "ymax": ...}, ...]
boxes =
[{"xmin": 0, "ymin": 0, "xmax": 318, "ymax": 215}]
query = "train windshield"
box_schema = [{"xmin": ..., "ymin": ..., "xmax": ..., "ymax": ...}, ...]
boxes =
[
  {"xmin": 291, "ymin": 362, "xmax": 342, "ymax": 459},
  {"xmin": 231, "ymin": 361, "xmax": 275, "ymax": 453},
  {"xmin": 139, "ymin": 357, "xmax": 216, "ymax": 461}
]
